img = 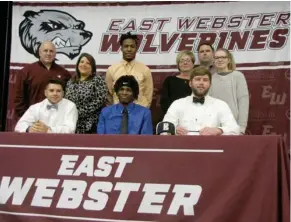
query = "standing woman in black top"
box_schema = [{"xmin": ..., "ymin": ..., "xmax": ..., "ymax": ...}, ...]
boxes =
[
  {"xmin": 160, "ymin": 50, "xmax": 195, "ymax": 115},
  {"xmin": 65, "ymin": 53, "xmax": 107, "ymax": 133}
]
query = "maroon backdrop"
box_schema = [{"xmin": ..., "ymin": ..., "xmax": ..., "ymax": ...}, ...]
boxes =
[{"xmin": 6, "ymin": 63, "xmax": 290, "ymax": 147}]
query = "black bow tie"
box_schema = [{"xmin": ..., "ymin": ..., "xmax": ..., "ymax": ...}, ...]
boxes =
[{"xmin": 193, "ymin": 97, "xmax": 205, "ymax": 104}]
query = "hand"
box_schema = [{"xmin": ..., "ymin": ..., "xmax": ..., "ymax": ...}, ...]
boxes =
[
  {"xmin": 28, "ymin": 122, "xmax": 41, "ymax": 133},
  {"xmin": 176, "ymin": 126, "xmax": 189, "ymax": 135},
  {"xmin": 29, "ymin": 121, "xmax": 49, "ymax": 133},
  {"xmin": 36, "ymin": 121, "xmax": 50, "ymax": 133},
  {"xmin": 199, "ymin": 127, "xmax": 223, "ymax": 136}
]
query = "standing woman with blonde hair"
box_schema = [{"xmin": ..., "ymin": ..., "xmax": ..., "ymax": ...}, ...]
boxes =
[
  {"xmin": 65, "ymin": 53, "xmax": 107, "ymax": 133},
  {"xmin": 160, "ymin": 50, "xmax": 195, "ymax": 115},
  {"xmin": 209, "ymin": 48, "xmax": 249, "ymax": 134}
]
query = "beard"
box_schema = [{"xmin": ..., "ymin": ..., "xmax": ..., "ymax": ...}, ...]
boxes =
[{"xmin": 192, "ymin": 87, "xmax": 209, "ymax": 97}]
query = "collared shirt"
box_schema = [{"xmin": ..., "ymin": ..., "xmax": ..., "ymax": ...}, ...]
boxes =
[
  {"xmin": 105, "ymin": 59, "xmax": 153, "ymax": 108},
  {"xmin": 97, "ymin": 103, "xmax": 153, "ymax": 135},
  {"xmin": 163, "ymin": 95, "xmax": 239, "ymax": 135},
  {"xmin": 14, "ymin": 61, "xmax": 71, "ymax": 118},
  {"xmin": 14, "ymin": 98, "xmax": 78, "ymax": 133}
]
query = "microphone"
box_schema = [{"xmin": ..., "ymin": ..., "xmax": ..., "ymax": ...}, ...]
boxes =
[{"xmin": 156, "ymin": 121, "xmax": 176, "ymax": 135}]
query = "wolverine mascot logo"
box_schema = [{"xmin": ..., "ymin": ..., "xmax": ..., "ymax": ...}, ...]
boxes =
[{"xmin": 19, "ymin": 10, "xmax": 92, "ymax": 59}]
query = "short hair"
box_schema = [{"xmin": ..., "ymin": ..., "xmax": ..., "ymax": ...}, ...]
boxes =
[
  {"xmin": 114, "ymin": 75, "xmax": 139, "ymax": 99},
  {"xmin": 38, "ymin": 40, "xmax": 56, "ymax": 59},
  {"xmin": 119, "ymin": 32, "xmax": 139, "ymax": 46},
  {"xmin": 46, "ymin": 79, "xmax": 65, "ymax": 91},
  {"xmin": 73, "ymin": 53, "xmax": 96, "ymax": 82},
  {"xmin": 190, "ymin": 66, "xmax": 212, "ymax": 82},
  {"xmin": 197, "ymin": 42, "xmax": 214, "ymax": 53},
  {"xmin": 215, "ymin": 48, "xmax": 236, "ymax": 71},
  {"xmin": 176, "ymin": 50, "xmax": 195, "ymax": 71}
]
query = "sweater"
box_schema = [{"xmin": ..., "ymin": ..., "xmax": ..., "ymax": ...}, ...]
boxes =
[{"xmin": 208, "ymin": 70, "xmax": 249, "ymax": 134}]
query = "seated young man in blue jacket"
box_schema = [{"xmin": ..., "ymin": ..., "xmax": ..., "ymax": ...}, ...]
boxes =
[{"xmin": 97, "ymin": 75, "xmax": 153, "ymax": 135}]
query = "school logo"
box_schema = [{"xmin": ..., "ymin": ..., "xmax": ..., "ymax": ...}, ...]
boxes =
[
  {"xmin": 262, "ymin": 124, "xmax": 276, "ymax": 135},
  {"xmin": 261, "ymin": 85, "xmax": 287, "ymax": 105},
  {"xmin": 19, "ymin": 10, "xmax": 92, "ymax": 59},
  {"xmin": 163, "ymin": 123, "xmax": 169, "ymax": 131}
]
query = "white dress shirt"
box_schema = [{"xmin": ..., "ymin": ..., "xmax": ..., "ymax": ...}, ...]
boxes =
[
  {"xmin": 15, "ymin": 98, "xmax": 78, "ymax": 133},
  {"xmin": 163, "ymin": 95, "xmax": 240, "ymax": 135}
]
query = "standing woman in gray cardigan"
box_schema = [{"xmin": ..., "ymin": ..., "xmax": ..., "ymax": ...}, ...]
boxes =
[{"xmin": 208, "ymin": 48, "xmax": 249, "ymax": 134}]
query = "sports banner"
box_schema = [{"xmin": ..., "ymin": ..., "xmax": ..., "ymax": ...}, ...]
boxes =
[
  {"xmin": 0, "ymin": 133, "xmax": 289, "ymax": 221},
  {"xmin": 9, "ymin": 1, "xmax": 291, "ymax": 65},
  {"xmin": 6, "ymin": 2, "xmax": 290, "ymax": 144}
]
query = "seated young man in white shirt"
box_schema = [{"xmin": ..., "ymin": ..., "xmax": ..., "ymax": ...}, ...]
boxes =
[
  {"xmin": 15, "ymin": 79, "xmax": 78, "ymax": 133},
  {"xmin": 163, "ymin": 66, "xmax": 239, "ymax": 135}
]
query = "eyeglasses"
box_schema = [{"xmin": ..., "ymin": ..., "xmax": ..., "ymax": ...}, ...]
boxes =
[
  {"xmin": 214, "ymin": 56, "xmax": 228, "ymax": 60},
  {"xmin": 179, "ymin": 59, "xmax": 193, "ymax": 64}
]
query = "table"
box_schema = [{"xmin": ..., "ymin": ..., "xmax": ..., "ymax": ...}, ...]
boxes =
[{"xmin": 0, "ymin": 133, "xmax": 289, "ymax": 222}]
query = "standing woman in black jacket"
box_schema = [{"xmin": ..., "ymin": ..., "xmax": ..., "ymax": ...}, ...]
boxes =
[{"xmin": 160, "ymin": 50, "xmax": 195, "ymax": 115}]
